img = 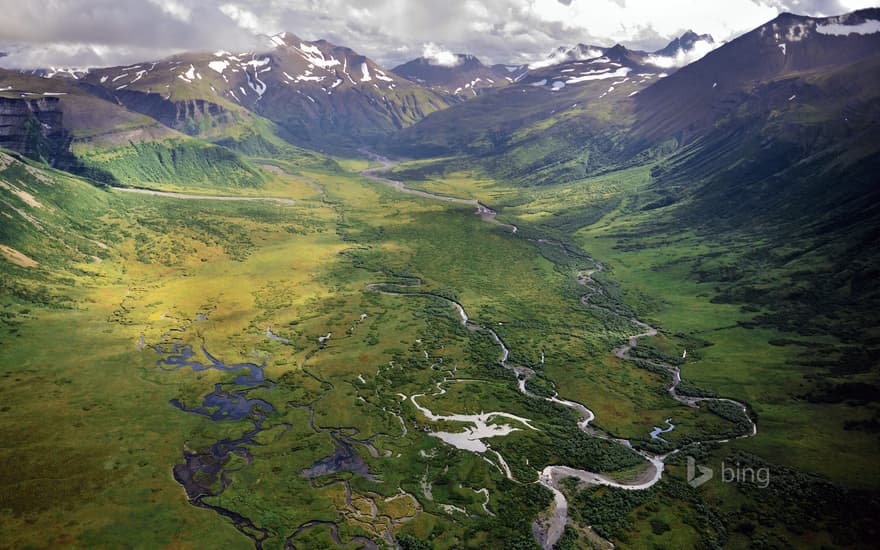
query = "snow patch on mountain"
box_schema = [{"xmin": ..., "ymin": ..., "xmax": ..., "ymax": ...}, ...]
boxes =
[
  {"xmin": 566, "ymin": 66, "xmax": 631, "ymax": 84},
  {"xmin": 209, "ymin": 60, "xmax": 229, "ymax": 74},
  {"xmin": 375, "ymin": 69, "xmax": 394, "ymax": 82},
  {"xmin": 297, "ymin": 42, "xmax": 340, "ymax": 69}
]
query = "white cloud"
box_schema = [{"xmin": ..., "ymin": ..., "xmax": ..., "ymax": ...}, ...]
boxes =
[
  {"xmin": 422, "ymin": 43, "xmax": 462, "ymax": 66},
  {"xmin": 838, "ymin": 0, "xmax": 880, "ymax": 10},
  {"xmin": 525, "ymin": 0, "xmax": 779, "ymax": 47},
  {"xmin": 529, "ymin": 46, "xmax": 603, "ymax": 69},
  {"xmin": 645, "ymin": 38, "xmax": 718, "ymax": 68},
  {"xmin": 147, "ymin": 0, "xmax": 192, "ymax": 21},
  {"xmin": 219, "ymin": 3, "xmax": 262, "ymax": 33}
]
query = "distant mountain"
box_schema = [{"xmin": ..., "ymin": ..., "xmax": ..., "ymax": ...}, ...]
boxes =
[
  {"xmin": 529, "ymin": 43, "xmax": 607, "ymax": 69},
  {"xmin": 390, "ymin": 9, "xmax": 880, "ymax": 191},
  {"xmin": 386, "ymin": 41, "xmax": 669, "ymax": 161},
  {"xmin": 25, "ymin": 67, "xmax": 91, "ymax": 80},
  {"xmin": 50, "ymin": 33, "xmax": 458, "ymax": 150},
  {"xmin": 652, "ymin": 30, "xmax": 714, "ymax": 58},
  {"xmin": 392, "ymin": 53, "xmax": 512, "ymax": 96},
  {"xmin": 19, "ymin": 29, "xmax": 726, "ymax": 152},
  {"xmin": 531, "ymin": 31, "xmax": 716, "ymax": 72}
]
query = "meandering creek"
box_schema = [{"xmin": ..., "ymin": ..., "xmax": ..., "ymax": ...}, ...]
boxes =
[
  {"xmin": 361, "ymin": 158, "xmax": 758, "ymax": 549},
  {"xmin": 361, "ymin": 151, "xmax": 518, "ymax": 234},
  {"xmin": 142, "ymin": 155, "xmax": 756, "ymax": 549}
]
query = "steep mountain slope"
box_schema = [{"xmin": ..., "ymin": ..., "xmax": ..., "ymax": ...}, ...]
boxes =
[
  {"xmin": 0, "ymin": 149, "xmax": 113, "ymax": 300},
  {"xmin": 71, "ymin": 33, "xmax": 457, "ymax": 150},
  {"xmin": 631, "ymin": 9, "xmax": 880, "ymax": 144}
]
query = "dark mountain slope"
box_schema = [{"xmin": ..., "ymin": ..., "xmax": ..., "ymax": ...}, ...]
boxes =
[
  {"xmin": 631, "ymin": 9, "xmax": 880, "ymax": 145},
  {"xmin": 392, "ymin": 54, "xmax": 511, "ymax": 96},
  {"xmin": 385, "ymin": 43, "xmax": 667, "ymax": 161}
]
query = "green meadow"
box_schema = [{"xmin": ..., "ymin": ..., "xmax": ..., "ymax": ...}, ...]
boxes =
[{"xmin": 1, "ymin": 143, "xmax": 877, "ymax": 549}]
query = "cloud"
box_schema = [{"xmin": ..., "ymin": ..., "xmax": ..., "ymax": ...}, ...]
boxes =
[
  {"xmin": 147, "ymin": 0, "xmax": 193, "ymax": 21},
  {"xmin": 0, "ymin": 0, "xmax": 875, "ymax": 69},
  {"xmin": 645, "ymin": 38, "xmax": 718, "ymax": 68},
  {"xmin": 421, "ymin": 43, "xmax": 462, "ymax": 66},
  {"xmin": 219, "ymin": 3, "xmax": 262, "ymax": 32},
  {"xmin": 529, "ymin": 46, "xmax": 603, "ymax": 69}
]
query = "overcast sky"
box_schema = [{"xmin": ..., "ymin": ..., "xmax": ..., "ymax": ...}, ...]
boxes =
[{"xmin": 0, "ymin": 0, "xmax": 877, "ymax": 69}]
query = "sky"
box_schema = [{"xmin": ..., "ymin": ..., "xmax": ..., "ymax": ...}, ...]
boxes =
[{"xmin": 0, "ymin": 0, "xmax": 877, "ymax": 69}]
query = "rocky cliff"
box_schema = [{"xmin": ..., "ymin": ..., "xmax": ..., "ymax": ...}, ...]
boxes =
[{"xmin": 0, "ymin": 97, "xmax": 71, "ymax": 165}]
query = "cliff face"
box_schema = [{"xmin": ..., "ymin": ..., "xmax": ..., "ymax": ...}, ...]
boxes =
[
  {"xmin": 0, "ymin": 97, "xmax": 71, "ymax": 165},
  {"xmin": 110, "ymin": 90, "xmax": 232, "ymax": 136}
]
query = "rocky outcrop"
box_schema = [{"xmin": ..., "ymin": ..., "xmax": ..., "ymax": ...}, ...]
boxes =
[{"xmin": 0, "ymin": 97, "xmax": 71, "ymax": 164}]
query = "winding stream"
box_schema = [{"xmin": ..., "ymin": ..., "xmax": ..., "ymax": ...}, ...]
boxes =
[
  {"xmin": 143, "ymin": 154, "xmax": 756, "ymax": 549},
  {"xmin": 362, "ymin": 155, "xmax": 757, "ymax": 549},
  {"xmin": 360, "ymin": 152, "xmax": 518, "ymax": 234}
]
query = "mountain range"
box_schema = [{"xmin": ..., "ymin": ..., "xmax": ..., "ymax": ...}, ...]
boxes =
[
  {"xmin": 3, "ymin": 26, "xmax": 716, "ymax": 158},
  {"xmin": 2, "ymin": 7, "xmax": 876, "ymax": 381}
]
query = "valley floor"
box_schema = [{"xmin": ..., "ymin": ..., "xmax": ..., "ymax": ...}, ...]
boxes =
[{"xmin": 1, "ymin": 152, "xmax": 877, "ymax": 549}]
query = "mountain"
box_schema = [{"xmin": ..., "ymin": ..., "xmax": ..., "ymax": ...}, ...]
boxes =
[
  {"xmin": 0, "ymin": 67, "xmax": 293, "ymax": 190},
  {"xmin": 532, "ymin": 31, "xmax": 716, "ymax": 71},
  {"xmin": 529, "ymin": 43, "xmax": 608, "ymax": 69},
  {"xmin": 0, "ymin": 68, "xmax": 177, "ymax": 167},
  {"xmin": 651, "ymin": 30, "xmax": 714, "ymax": 58},
  {"xmin": 631, "ymin": 9, "xmax": 880, "ymax": 143},
  {"xmin": 491, "ymin": 63, "xmax": 530, "ymax": 82},
  {"xmin": 392, "ymin": 53, "xmax": 512, "ymax": 96},
  {"xmin": 387, "ymin": 30, "xmax": 716, "ymax": 102},
  {"xmin": 385, "ymin": 42, "xmax": 668, "ymax": 165},
  {"xmin": 26, "ymin": 67, "xmax": 91, "ymax": 80},
  {"xmin": 69, "ymin": 33, "xmax": 457, "ymax": 150}
]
